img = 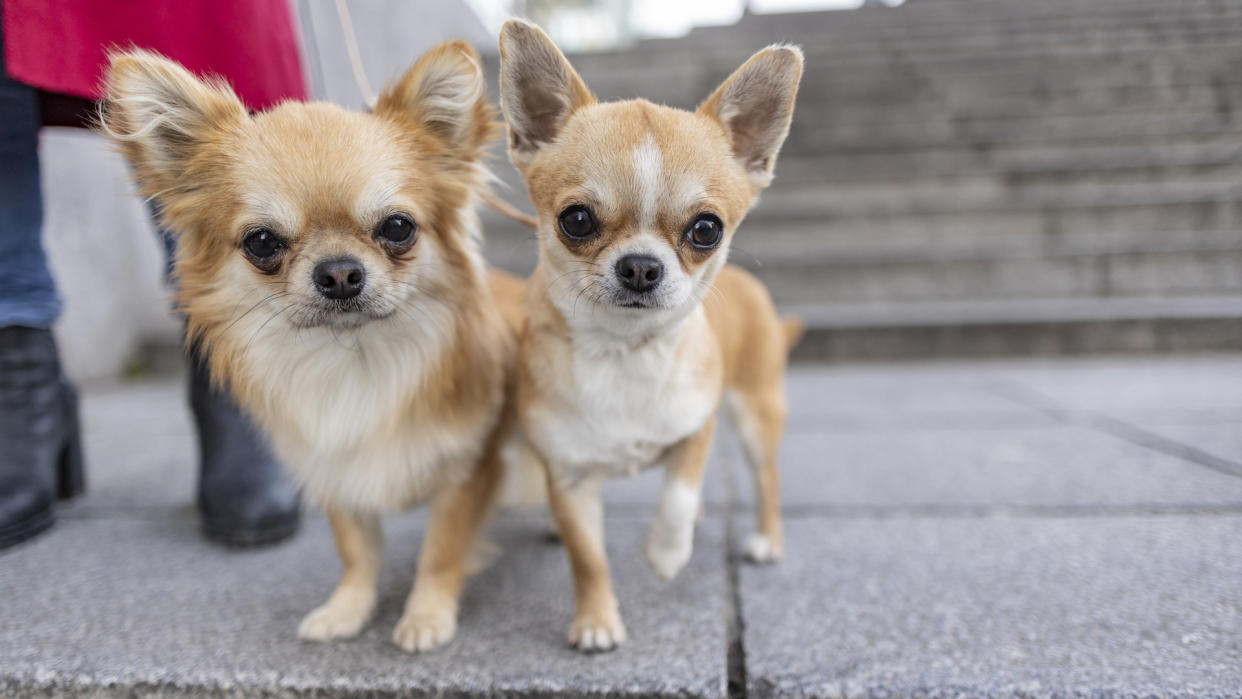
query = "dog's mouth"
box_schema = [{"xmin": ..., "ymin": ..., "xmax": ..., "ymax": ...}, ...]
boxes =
[
  {"xmin": 291, "ymin": 299, "xmax": 395, "ymax": 329},
  {"xmin": 609, "ymin": 291, "xmax": 666, "ymax": 311}
]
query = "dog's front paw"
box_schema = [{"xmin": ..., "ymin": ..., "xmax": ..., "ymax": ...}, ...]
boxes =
[
  {"xmin": 392, "ymin": 607, "xmax": 457, "ymax": 653},
  {"xmin": 744, "ymin": 533, "xmax": 783, "ymax": 564},
  {"xmin": 298, "ymin": 591, "xmax": 375, "ymax": 641},
  {"xmin": 645, "ymin": 518, "xmax": 694, "ymax": 581},
  {"xmin": 567, "ymin": 609, "xmax": 627, "ymax": 652}
]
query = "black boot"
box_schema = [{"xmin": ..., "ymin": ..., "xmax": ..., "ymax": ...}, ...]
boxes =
[
  {"xmin": 188, "ymin": 348, "xmax": 300, "ymax": 547},
  {"xmin": 0, "ymin": 327, "xmax": 84, "ymax": 550}
]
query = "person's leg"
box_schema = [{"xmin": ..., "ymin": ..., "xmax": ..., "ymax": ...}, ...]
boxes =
[
  {"xmin": 151, "ymin": 208, "xmax": 301, "ymax": 547},
  {"xmin": 0, "ymin": 54, "xmax": 85, "ymax": 550},
  {"xmin": 0, "ymin": 65, "xmax": 59, "ymax": 328}
]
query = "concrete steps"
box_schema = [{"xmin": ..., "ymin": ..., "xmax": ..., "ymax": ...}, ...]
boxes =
[{"xmin": 480, "ymin": 1, "xmax": 1242, "ymax": 357}]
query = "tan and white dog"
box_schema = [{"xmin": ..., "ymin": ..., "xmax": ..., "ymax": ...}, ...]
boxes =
[
  {"xmin": 101, "ymin": 43, "xmax": 525, "ymax": 652},
  {"xmin": 498, "ymin": 21, "xmax": 804, "ymax": 651}
]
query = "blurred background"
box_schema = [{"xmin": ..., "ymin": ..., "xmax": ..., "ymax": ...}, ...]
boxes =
[{"xmin": 42, "ymin": 0, "xmax": 1242, "ymax": 382}]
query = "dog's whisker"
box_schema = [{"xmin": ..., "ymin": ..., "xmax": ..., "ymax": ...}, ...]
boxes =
[{"xmin": 223, "ymin": 290, "xmax": 293, "ymax": 334}]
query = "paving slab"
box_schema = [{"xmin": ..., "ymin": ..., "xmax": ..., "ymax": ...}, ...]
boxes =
[
  {"xmin": 783, "ymin": 364, "xmax": 1054, "ymax": 433},
  {"xmin": 733, "ymin": 423, "xmax": 1242, "ymax": 511},
  {"xmin": 740, "ymin": 515, "xmax": 1242, "ymax": 698},
  {"xmin": 75, "ymin": 378, "xmax": 197, "ymax": 511},
  {"xmin": 1127, "ymin": 421, "xmax": 1242, "ymax": 472},
  {"xmin": 982, "ymin": 355, "xmax": 1242, "ymax": 420},
  {"xmin": 0, "ymin": 512, "xmax": 727, "ymax": 697},
  {"xmin": 10, "ymin": 355, "xmax": 1242, "ymax": 696}
]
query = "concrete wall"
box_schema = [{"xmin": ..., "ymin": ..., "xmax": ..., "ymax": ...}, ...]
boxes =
[
  {"xmin": 42, "ymin": 129, "xmax": 176, "ymax": 382},
  {"xmin": 43, "ymin": 0, "xmax": 490, "ymax": 382}
]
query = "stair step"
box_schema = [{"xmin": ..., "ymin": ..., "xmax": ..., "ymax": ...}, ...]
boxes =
[
  {"xmin": 749, "ymin": 244, "xmax": 1242, "ymax": 306},
  {"xmin": 775, "ymin": 138, "xmax": 1242, "ymax": 184},
  {"xmin": 755, "ymin": 179, "xmax": 1242, "ymax": 218},
  {"xmin": 788, "ymin": 295, "xmax": 1242, "ymax": 360},
  {"xmin": 784, "ymin": 112, "xmax": 1242, "ymax": 154}
]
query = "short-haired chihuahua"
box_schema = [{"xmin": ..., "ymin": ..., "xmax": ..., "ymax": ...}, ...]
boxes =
[{"xmin": 498, "ymin": 20, "xmax": 804, "ymax": 651}]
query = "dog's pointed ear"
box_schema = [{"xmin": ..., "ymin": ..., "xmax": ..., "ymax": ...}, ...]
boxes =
[
  {"xmin": 698, "ymin": 45, "xmax": 803, "ymax": 190},
  {"xmin": 498, "ymin": 19, "xmax": 595, "ymax": 171},
  {"xmin": 376, "ymin": 40, "xmax": 496, "ymax": 157},
  {"xmin": 100, "ymin": 49, "xmax": 247, "ymax": 191}
]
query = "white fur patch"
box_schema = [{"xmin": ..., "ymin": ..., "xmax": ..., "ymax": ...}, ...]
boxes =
[
  {"xmin": 528, "ymin": 306, "xmax": 720, "ymax": 488},
  {"xmin": 744, "ymin": 533, "xmax": 780, "ymax": 564},
  {"xmin": 645, "ymin": 479, "xmax": 699, "ymax": 580},
  {"xmin": 632, "ymin": 136, "xmax": 663, "ymax": 230}
]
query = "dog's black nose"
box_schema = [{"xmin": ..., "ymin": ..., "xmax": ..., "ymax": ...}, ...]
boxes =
[
  {"xmin": 616, "ymin": 254, "xmax": 663, "ymax": 293},
  {"xmin": 313, "ymin": 258, "xmax": 366, "ymax": 300}
]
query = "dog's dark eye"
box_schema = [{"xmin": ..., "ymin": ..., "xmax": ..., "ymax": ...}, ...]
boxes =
[
  {"xmin": 242, "ymin": 229, "xmax": 285, "ymax": 265},
  {"xmin": 558, "ymin": 205, "xmax": 598, "ymax": 240},
  {"xmin": 375, "ymin": 213, "xmax": 417, "ymax": 248},
  {"xmin": 687, "ymin": 214, "xmax": 723, "ymax": 249}
]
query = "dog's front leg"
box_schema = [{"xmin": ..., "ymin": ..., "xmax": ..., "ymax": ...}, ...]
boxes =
[
  {"xmin": 646, "ymin": 416, "xmax": 717, "ymax": 581},
  {"xmin": 298, "ymin": 508, "xmax": 383, "ymax": 641},
  {"xmin": 393, "ymin": 448, "xmax": 504, "ymax": 653},
  {"xmin": 546, "ymin": 471, "xmax": 626, "ymax": 652}
]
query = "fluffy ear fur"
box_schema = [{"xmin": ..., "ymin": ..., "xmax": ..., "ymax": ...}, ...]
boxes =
[
  {"xmin": 376, "ymin": 40, "xmax": 497, "ymax": 157},
  {"xmin": 100, "ymin": 49, "xmax": 247, "ymax": 194},
  {"xmin": 498, "ymin": 19, "xmax": 595, "ymax": 171},
  {"xmin": 698, "ymin": 45, "xmax": 803, "ymax": 190}
]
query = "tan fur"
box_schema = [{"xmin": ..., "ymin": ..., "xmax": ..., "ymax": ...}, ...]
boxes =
[
  {"xmin": 100, "ymin": 43, "xmax": 521, "ymax": 652},
  {"xmin": 499, "ymin": 20, "xmax": 803, "ymax": 651}
]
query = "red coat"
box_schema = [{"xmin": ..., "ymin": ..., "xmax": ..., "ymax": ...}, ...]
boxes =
[{"xmin": 2, "ymin": 0, "xmax": 307, "ymax": 110}]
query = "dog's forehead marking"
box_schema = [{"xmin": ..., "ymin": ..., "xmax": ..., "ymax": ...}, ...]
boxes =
[{"xmin": 632, "ymin": 135, "xmax": 663, "ymax": 230}]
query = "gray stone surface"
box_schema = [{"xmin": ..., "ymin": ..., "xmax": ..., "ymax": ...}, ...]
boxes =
[
  {"xmin": 757, "ymin": 424, "xmax": 1242, "ymax": 511},
  {"xmin": 983, "ymin": 355, "xmax": 1242, "ymax": 418},
  {"xmin": 6, "ymin": 352, "xmax": 1242, "ymax": 696},
  {"xmin": 1, "ymin": 513, "xmax": 727, "ymax": 698},
  {"xmin": 41, "ymin": 129, "xmax": 180, "ymax": 383},
  {"xmin": 727, "ymin": 359, "xmax": 1242, "ymax": 512},
  {"xmin": 740, "ymin": 516, "xmax": 1242, "ymax": 698}
]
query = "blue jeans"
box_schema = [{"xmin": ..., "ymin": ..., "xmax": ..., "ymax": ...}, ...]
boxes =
[
  {"xmin": 0, "ymin": 60, "xmax": 60, "ymax": 329},
  {"xmin": 0, "ymin": 63, "xmax": 178, "ymax": 329}
]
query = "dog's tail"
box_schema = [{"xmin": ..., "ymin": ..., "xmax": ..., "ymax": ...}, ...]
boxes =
[
  {"xmin": 481, "ymin": 191, "xmax": 538, "ymax": 230},
  {"xmin": 781, "ymin": 316, "xmax": 806, "ymax": 353}
]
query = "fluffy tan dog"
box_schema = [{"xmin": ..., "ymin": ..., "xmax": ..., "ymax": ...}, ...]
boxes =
[
  {"xmin": 498, "ymin": 20, "xmax": 804, "ymax": 651},
  {"xmin": 101, "ymin": 42, "xmax": 524, "ymax": 653}
]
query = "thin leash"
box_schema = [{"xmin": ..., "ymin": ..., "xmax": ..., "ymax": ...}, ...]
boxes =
[{"xmin": 331, "ymin": 0, "xmax": 537, "ymax": 230}]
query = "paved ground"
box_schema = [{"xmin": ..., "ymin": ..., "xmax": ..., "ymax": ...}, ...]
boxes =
[{"xmin": 2, "ymin": 355, "xmax": 1242, "ymax": 697}]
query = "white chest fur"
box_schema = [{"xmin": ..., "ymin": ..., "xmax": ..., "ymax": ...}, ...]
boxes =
[
  {"xmin": 525, "ymin": 308, "xmax": 721, "ymax": 486},
  {"xmin": 235, "ymin": 307, "xmax": 496, "ymax": 513}
]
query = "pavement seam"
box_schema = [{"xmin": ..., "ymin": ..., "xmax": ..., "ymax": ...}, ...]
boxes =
[
  {"xmin": 987, "ymin": 379, "xmax": 1242, "ymax": 480},
  {"xmin": 718, "ymin": 437, "xmax": 749, "ymax": 699}
]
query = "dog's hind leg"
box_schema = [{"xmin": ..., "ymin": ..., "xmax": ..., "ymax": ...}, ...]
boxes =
[
  {"xmin": 725, "ymin": 387, "xmax": 787, "ymax": 564},
  {"xmin": 298, "ymin": 509, "xmax": 383, "ymax": 641}
]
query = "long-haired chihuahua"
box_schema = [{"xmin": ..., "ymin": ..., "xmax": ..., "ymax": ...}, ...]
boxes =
[{"xmin": 101, "ymin": 42, "xmax": 524, "ymax": 653}]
